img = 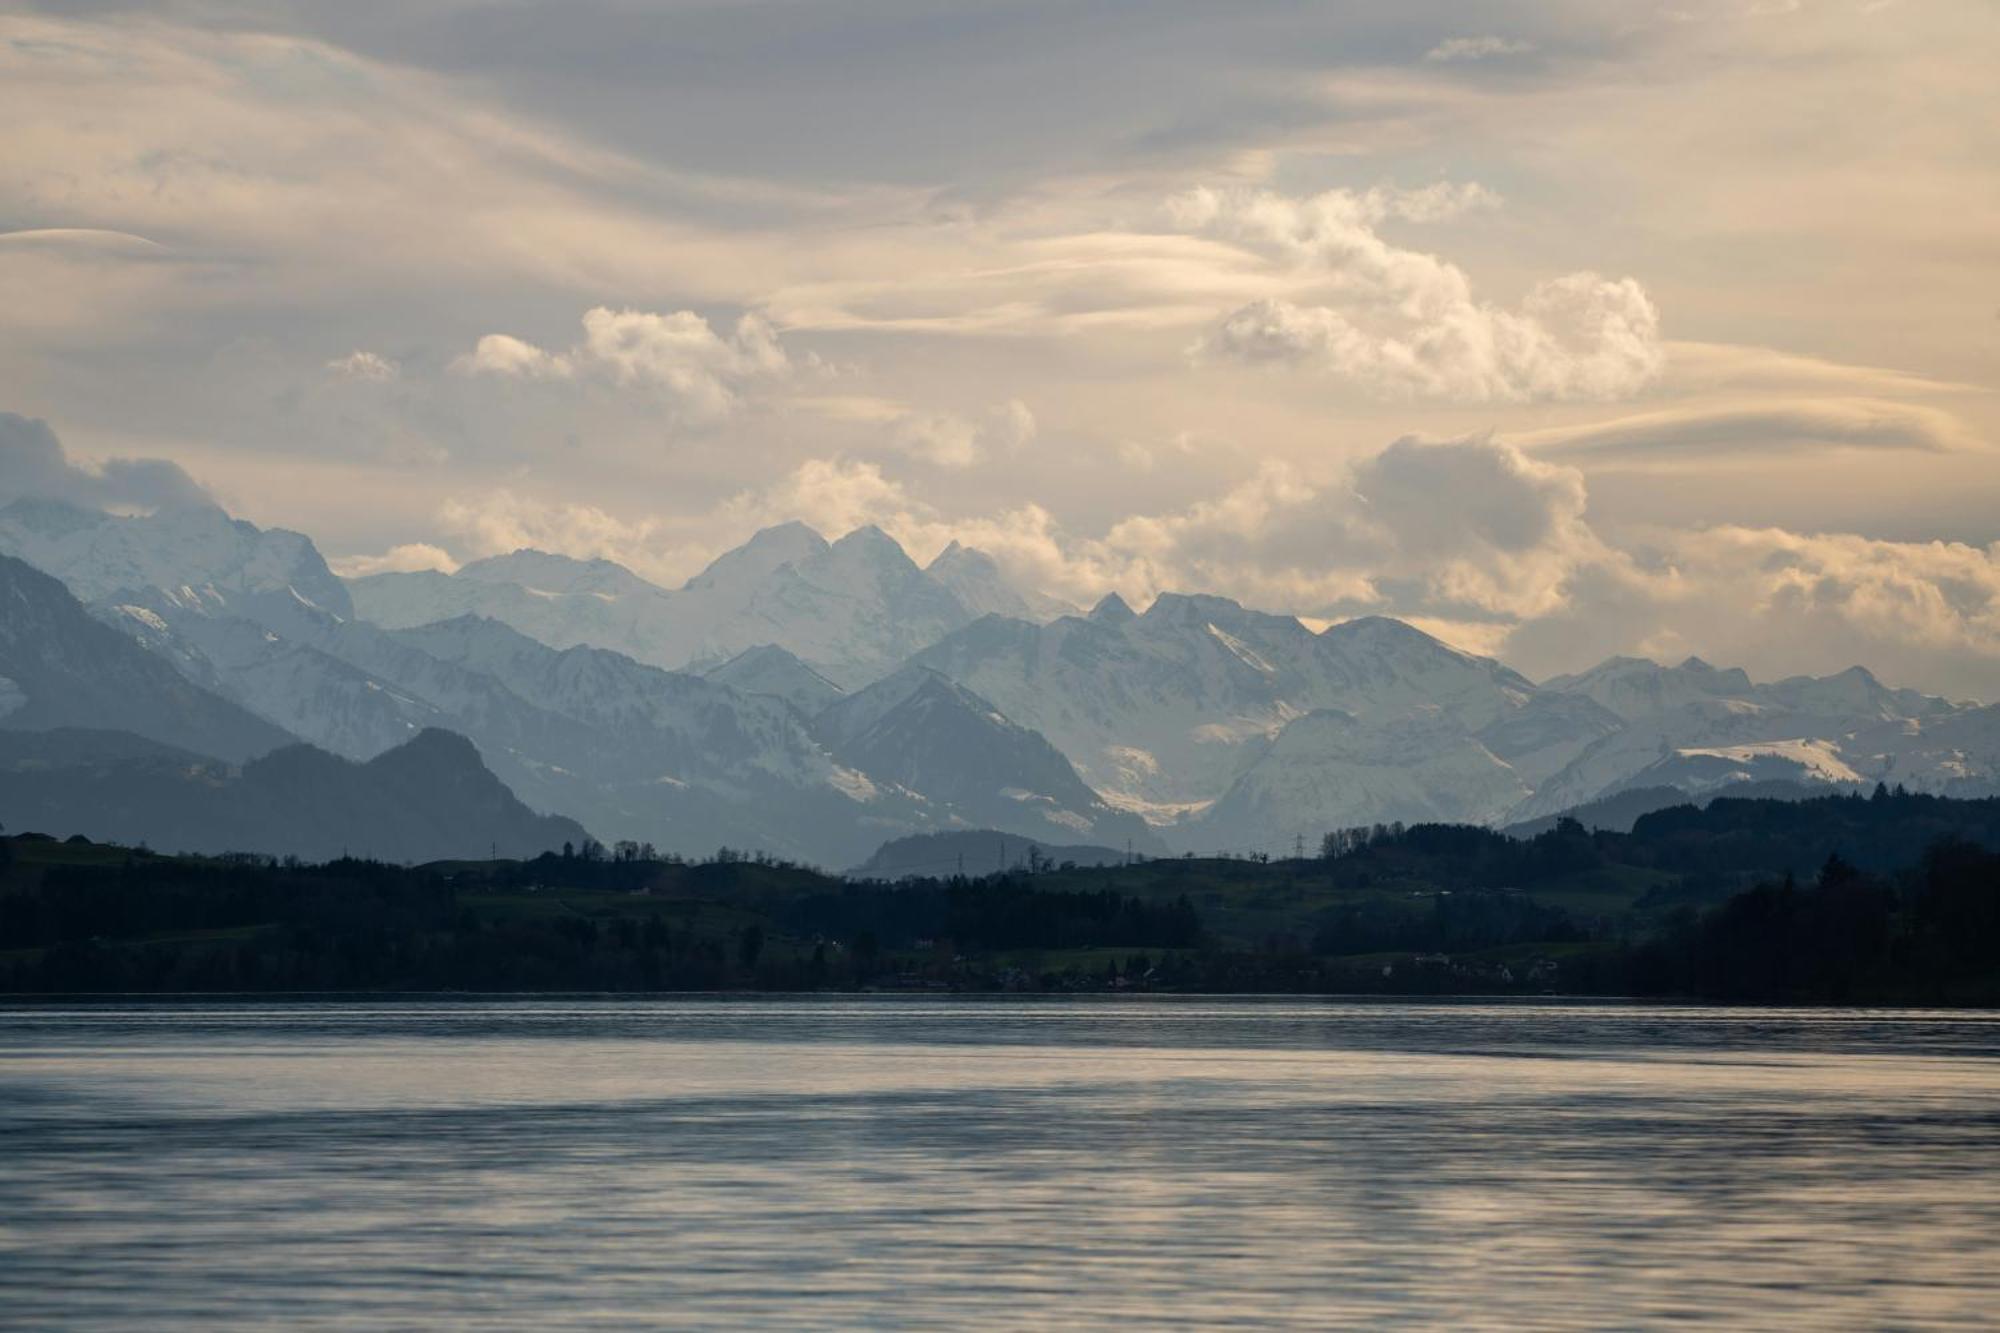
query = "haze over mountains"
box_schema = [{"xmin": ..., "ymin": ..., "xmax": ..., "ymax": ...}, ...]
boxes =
[{"xmin": 1, "ymin": 481, "xmax": 1996, "ymax": 867}]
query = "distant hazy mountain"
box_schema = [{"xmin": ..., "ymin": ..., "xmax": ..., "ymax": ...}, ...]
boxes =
[
  {"xmin": 8, "ymin": 487, "xmax": 1999, "ymax": 865},
  {"xmin": 850, "ymin": 829, "xmax": 1130, "ymax": 879},
  {"xmin": 0, "ymin": 496, "xmax": 351, "ymax": 631},
  {"xmin": 1197, "ymin": 708, "xmax": 1532, "ymax": 854},
  {"xmin": 923, "ymin": 541, "xmax": 1075, "ymax": 620},
  {"xmin": 906, "ymin": 599, "xmax": 1601, "ymax": 829},
  {"xmin": 813, "ymin": 666, "xmax": 1163, "ymax": 850},
  {"xmin": 106, "ymin": 597, "xmax": 444, "ymax": 760},
  {"xmin": 1514, "ymin": 660, "xmax": 1970, "ymax": 820},
  {"xmin": 703, "ymin": 644, "xmax": 845, "ymax": 717},
  {"xmin": 0, "ymin": 554, "xmax": 294, "ymax": 762},
  {"xmin": 347, "ymin": 522, "xmax": 1062, "ymax": 686},
  {"xmin": 0, "ymin": 726, "xmax": 586, "ymax": 861}
]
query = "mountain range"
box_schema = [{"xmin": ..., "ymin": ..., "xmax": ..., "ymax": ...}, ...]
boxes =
[
  {"xmin": 0, "ymin": 486, "xmax": 1995, "ymax": 867},
  {"xmin": 346, "ymin": 521, "xmax": 1066, "ymax": 687}
]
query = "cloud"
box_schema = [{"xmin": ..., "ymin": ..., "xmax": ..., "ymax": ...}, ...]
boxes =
[
  {"xmin": 382, "ymin": 430, "xmax": 2000, "ymax": 700},
  {"xmin": 1506, "ymin": 522, "xmax": 2000, "ymax": 698},
  {"xmin": 717, "ymin": 435, "xmax": 1615, "ymax": 624},
  {"xmin": 440, "ymin": 487, "xmax": 656, "ymax": 563},
  {"xmin": 0, "ymin": 413, "xmax": 213, "ymax": 512},
  {"xmin": 1175, "ymin": 186, "xmax": 1664, "ymax": 401},
  {"xmin": 792, "ymin": 394, "xmax": 1038, "ymax": 468},
  {"xmin": 890, "ymin": 399, "xmax": 1037, "ymax": 468},
  {"xmin": 328, "ymin": 542, "xmax": 459, "ymax": 578},
  {"xmin": 326, "ymin": 350, "xmax": 399, "ymax": 382},
  {"xmin": 1058, "ymin": 435, "xmax": 1628, "ymax": 622},
  {"xmin": 1516, "ymin": 399, "xmax": 1983, "ymax": 462},
  {"xmin": 721, "ymin": 457, "xmax": 918, "ymax": 541},
  {"xmin": 1425, "ymin": 37, "xmax": 1536, "ymax": 63},
  {"xmin": 1679, "ymin": 527, "xmax": 2000, "ymax": 662},
  {"xmin": 459, "ymin": 334, "xmax": 570, "ymax": 381},
  {"xmin": 455, "ymin": 307, "xmax": 804, "ymax": 425},
  {"xmin": 1662, "ymin": 342, "xmax": 1977, "ymax": 397}
]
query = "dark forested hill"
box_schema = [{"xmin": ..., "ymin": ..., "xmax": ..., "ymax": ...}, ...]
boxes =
[
  {"xmin": 0, "ymin": 727, "xmax": 586, "ymax": 862},
  {"xmin": 2, "ymin": 787, "xmax": 1995, "ymax": 1002}
]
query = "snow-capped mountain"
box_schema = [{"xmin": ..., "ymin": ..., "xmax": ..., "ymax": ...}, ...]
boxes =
[
  {"xmin": 1844, "ymin": 704, "xmax": 2000, "ymax": 797},
  {"xmin": 703, "ymin": 525, "xmax": 972, "ymax": 685},
  {"xmin": 1540, "ymin": 655, "xmax": 1757, "ymax": 721},
  {"xmin": 812, "ymin": 666, "xmax": 1162, "ymax": 850},
  {"xmin": 924, "ymin": 541, "xmax": 1075, "ymax": 620},
  {"xmin": 1196, "ymin": 708, "xmax": 1533, "ymax": 854},
  {"xmin": 0, "ymin": 496, "xmax": 351, "ymax": 630},
  {"xmin": 273, "ymin": 609, "xmax": 940, "ymax": 865},
  {"xmin": 387, "ymin": 615, "xmax": 842, "ymax": 796},
  {"xmin": 0, "ymin": 553, "xmax": 293, "ymax": 762},
  {"xmin": 1605, "ymin": 738, "xmax": 1867, "ymax": 798},
  {"xmin": 346, "ymin": 553, "xmax": 683, "ymax": 666},
  {"xmin": 703, "ymin": 644, "xmax": 846, "ymax": 717},
  {"xmin": 1516, "ymin": 659, "xmax": 1977, "ymax": 820},
  {"xmin": 904, "ymin": 597, "xmax": 1601, "ymax": 824},
  {"xmin": 106, "ymin": 594, "xmax": 442, "ymax": 760},
  {"xmin": 5, "ymin": 485, "xmax": 1996, "ymax": 863},
  {"xmin": 346, "ymin": 522, "xmax": 1064, "ymax": 686}
]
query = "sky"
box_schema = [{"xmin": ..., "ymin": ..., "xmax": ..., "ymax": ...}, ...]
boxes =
[{"xmin": 1, "ymin": 0, "xmax": 1997, "ymax": 697}]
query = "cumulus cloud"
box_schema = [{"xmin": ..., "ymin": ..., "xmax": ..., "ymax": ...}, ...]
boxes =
[
  {"xmin": 458, "ymin": 333, "xmax": 570, "ymax": 380},
  {"xmin": 1685, "ymin": 527, "xmax": 2000, "ymax": 658},
  {"xmin": 1060, "ymin": 435, "xmax": 1629, "ymax": 622},
  {"xmin": 440, "ymin": 487, "xmax": 658, "ymax": 564},
  {"xmin": 793, "ymin": 394, "xmax": 1039, "ymax": 469},
  {"xmin": 1425, "ymin": 36, "xmax": 1535, "ymax": 62},
  {"xmin": 1506, "ymin": 523, "xmax": 2000, "ymax": 698},
  {"xmin": 455, "ymin": 307, "xmax": 805, "ymax": 425},
  {"xmin": 390, "ymin": 429, "xmax": 2000, "ymax": 699},
  {"xmin": 0, "ymin": 413, "xmax": 213, "ymax": 512},
  {"xmin": 721, "ymin": 457, "xmax": 918, "ymax": 541},
  {"xmin": 327, "ymin": 543, "xmax": 459, "ymax": 578},
  {"xmin": 718, "ymin": 435, "xmax": 1618, "ymax": 625},
  {"xmin": 1175, "ymin": 186, "xmax": 1664, "ymax": 402},
  {"xmin": 890, "ymin": 399, "xmax": 1037, "ymax": 468},
  {"xmin": 1516, "ymin": 399, "xmax": 1982, "ymax": 461}
]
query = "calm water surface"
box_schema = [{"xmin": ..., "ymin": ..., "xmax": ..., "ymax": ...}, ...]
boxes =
[{"xmin": 2, "ymin": 997, "xmax": 1997, "ymax": 1328}]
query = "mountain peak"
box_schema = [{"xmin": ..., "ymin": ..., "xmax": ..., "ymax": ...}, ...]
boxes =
[
  {"xmin": 1325, "ymin": 614, "xmax": 1432, "ymax": 640},
  {"xmin": 1141, "ymin": 591, "xmax": 1251, "ymax": 624},
  {"xmin": 1088, "ymin": 591, "xmax": 1135, "ymax": 624},
  {"xmin": 745, "ymin": 519, "xmax": 828, "ymax": 553},
  {"xmin": 926, "ymin": 539, "xmax": 996, "ymax": 577},
  {"xmin": 824, "ymin": 524, "xmax": 921, "ymax": 580},
  {"xmin": 703, "ymin": 642, "xmax": 845, "ymax": 716},
  {"xmin": 924, "ymin": 539, "xmax": 1073, "ymax": 621},
  {"xmin": 832, "ymin": 523, "xmax": 907, "ymax": 556},
  {"xmin": 684, "ymin": 521, "xmax": 830, "ymax": 592},
  {"xmin": 372, "ymin": 726, "xmax": 483, "ymax": 767},
  {"xmin": 457, "ymin": 549, "xmax": 655, "ymax": 597}
]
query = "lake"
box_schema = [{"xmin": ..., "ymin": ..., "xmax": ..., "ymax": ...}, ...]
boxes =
[{"xmin": 2, "ymin": 997, "xmax": 1997, "ymax": 1328}]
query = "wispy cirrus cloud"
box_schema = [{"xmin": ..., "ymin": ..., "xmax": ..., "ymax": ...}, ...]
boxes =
[{"xmin": 1515, "ymin": 399, "xmax": 1986, "ymax": 463}]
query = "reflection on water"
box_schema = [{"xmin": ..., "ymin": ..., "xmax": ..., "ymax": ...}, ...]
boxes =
[{"xmin": 2, "ymin": 998, "xmax": 1996, "ymax": 1328}]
